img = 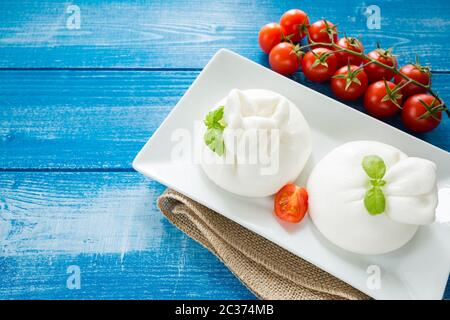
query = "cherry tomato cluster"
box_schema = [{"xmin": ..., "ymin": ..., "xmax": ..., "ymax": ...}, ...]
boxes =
[{"xmin": 258, "ymin": 9, "xmax": 447, "ymax": 133}]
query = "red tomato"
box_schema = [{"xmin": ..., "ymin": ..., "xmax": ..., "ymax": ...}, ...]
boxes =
[
  {"xmin": 335, "ymin": 37, "xmax": 364, "ymax": 67},
  {"xmin": 331, "ymin": 65, "xmax": 368, "ymax": 101},
  {"xmin": 363, "ymin": 49, "xmax": 397, "ymax": 82},
  {"xmin": 269, "ymin": 42, "xmax": 301, "ymax": 75},
  {"xmin": 307, "ymin": 20, "xmax": 338, "ymax": 47},
  {"xmin": 280, "ymin": 9, "xmax": 309, "ymax": 43},
  {"xmin": 258, "ymin": 23, "xmax": 283, "ymax": 54},
  {"xmin": 274, "ymin": 183, "xmax": 308, "ymax": 223},
  {"xmin": 393, "ymin": 64, "xmax": 431, "ymax": 98},
  {"xmin": 301, "ymin": 47, "xmax": 337, "ymax": 82},
  {"xmin": 363, "ymin": 80, "xmax": 402, "ymax": 118},
  {"xmin": 402, "ymin": 94, "xmax": 442, "ymax": 133}
]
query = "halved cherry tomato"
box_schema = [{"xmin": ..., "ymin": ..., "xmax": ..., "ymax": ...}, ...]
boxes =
[
  {"xmin": 307, "ymin": 20, "xmax": 338, "ymax": 47},
  {"xmin": 363, "ymin": 48, "xmax": 397, "ymax": 82},
  {"xmin": 301, "ymin": 47, "xmax": 337, "ymax": 82},
  {"xmin": 258, "ymin": 23, "xmax": 283, "ymax": 54},
  {"xmin": 269, "ymin": 42, "xmax": 301, "ymax": 75},
  {"xmin": 402, "ymin": 94, "xmax": 443, "ymax": 133},
  {"xmin": 274, "ymin": 183, "xmax": 308, "ymax": 223},
  {"xmin": 335, "ymin": 37, "xmax": 364, "ymax": 67},
  {"xmin": 279, "ymin": 9, "xmax": 309, "ymax": 43},
  {"xmin": 393, "ymin": 64, "xmax": 431, "ymax": 98}
]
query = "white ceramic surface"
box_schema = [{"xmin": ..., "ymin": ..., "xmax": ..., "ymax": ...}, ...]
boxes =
[{"xmin": 133, "ymin": 49, "xmax": 450, "ymax": 300}]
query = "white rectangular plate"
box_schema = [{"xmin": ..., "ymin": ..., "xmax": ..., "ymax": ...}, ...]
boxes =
[{"xmin": 133, "ymin": 49, "xmax": 450, "ymax": 300}]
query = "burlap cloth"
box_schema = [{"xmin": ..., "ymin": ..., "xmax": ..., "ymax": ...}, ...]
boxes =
[{"xmin": 157, "ymin": 188, "xmax": 370, "ymax": 300}]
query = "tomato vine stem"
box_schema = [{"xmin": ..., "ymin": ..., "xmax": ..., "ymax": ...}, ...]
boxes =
[{"xmin": 296, "ymin": 36, "xmax": 450, "ymax": 118}]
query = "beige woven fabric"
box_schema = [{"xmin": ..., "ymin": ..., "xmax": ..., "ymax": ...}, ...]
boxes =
[{"xmin": 157, "ymin": 188, "xmax": 370, "ymax": 300}]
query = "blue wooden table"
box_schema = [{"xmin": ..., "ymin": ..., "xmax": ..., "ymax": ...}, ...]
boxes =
[{"xmin": 0, "ymin": 0, "xmax": 449, "ymax": 299}]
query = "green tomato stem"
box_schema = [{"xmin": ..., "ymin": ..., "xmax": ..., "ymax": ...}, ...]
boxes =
[{"xmin": 300, "ymin": 37, "xmax": 449, "ymax": 117}]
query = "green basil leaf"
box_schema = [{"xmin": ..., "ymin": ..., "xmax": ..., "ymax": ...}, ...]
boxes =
[
  {"xmin": 203, "ymin": 106, "xmax": 227, "ymax": 156},
  {"xmin": 362, "ymin": 155, "xmax": 386, "ymax": 179},
  {"xmin": 204, "ymin": 128, "xmax": 225, "ymax": 156},
  {"xmin": 204, "ymin": 106, "xmax": 225, "ymax": 129},
  {"xmin": 370, "ymin": 179, "xmax": 386, "ymax": 187},
  {"xmin": 364, "ymin": 187, "xmax": 386, "ymax": 215},
  {"xmin": 204, "ymin": 110, "xmax": 215, "ymax": 128}
]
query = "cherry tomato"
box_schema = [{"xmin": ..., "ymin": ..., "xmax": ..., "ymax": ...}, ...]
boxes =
[
  {"xmin": 307, "ymin": 20, "xmax": 338, "ymax": 47},
  {"xmin": 274, "ymin": 183, "xmax": 308, "ymax": 223},
  {"xmin": 363, "ymin": 49, "xmax": 397, "ymax": 82},
  {"xmin": 393, "ymin": 64, "xmax": 431, "ymax": 98},
  {"xmin": 331, "ymin": 65, "xmax": 368, "ymax": 101},
  {"xmin": 301, "ymin": 47, "xmax": 337, "ymax": 82},
  {"xmin": 279, "ymin": 9, "xmax": 309, "ymax": 43},
  {"xmin": 269, "ymin": 42, "xmax": 301, "ymax": 75},
  {"xmin": 363, "ymin": 80, "xmax": 402, "ymax": 118},
  {"xmin": 402, "ymin": 94, "xmax": 442, "ymax": 133},
  {"xmin": 258, "ymin": 23, "xmax": 283, "ymax": 54},
  {"xmin": 335, "ymin": 37, "xmax": 364, "ymax": 67}
]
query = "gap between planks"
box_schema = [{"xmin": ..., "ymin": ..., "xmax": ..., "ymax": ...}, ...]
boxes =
[
  {"xmin": 0, "ymin": 168, "xmax": 137, "ymax": 172},
  {"xmin": 0, "ymin": 68, "xmax": 449, "ymax": 75},
  {"xmin": 0, "ymin": 67, "xmax": 203, "ymax": 72}
]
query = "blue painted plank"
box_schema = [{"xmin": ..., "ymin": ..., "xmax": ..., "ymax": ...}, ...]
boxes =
[
  {"xmin": 0, "ymin": 171, "xmax": 449, "ymax": 299},
  {"xmin": 0, "ymin": 252, "xmax": 255, "ymax": 299},
  {"xmin": 0, "ymin": 171, "xmax": 255, "ymax": 299},
  {"xmin": 1, "ymin": 0, "xmax": 449, "ymax": 301},
  {"xmin": 0, "ymin": 0, "xmax": 449, "ymax": 70},
  {"xmin": 0, "ymin": 70, "xmax": 196, "ymax": 169},
  {"xmin": 1, "ymin": 70, "xmax": 449, "ymax": 169}
]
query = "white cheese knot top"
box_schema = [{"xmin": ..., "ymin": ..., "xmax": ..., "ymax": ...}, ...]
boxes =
[
  {"xmin": 307, "ymin": 141, "xmax": 438, "ymax": 255},
  {"xmin": 201, "ymin": 89, "xmax": 312, "ymax": 197}
]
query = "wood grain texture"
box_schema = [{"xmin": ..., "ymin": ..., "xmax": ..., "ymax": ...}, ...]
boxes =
[
  {"xmin": 1, "ymin": 70, "xmax": 449, "ymax": 170},
  {"xmin": 0, "ymin": 0, "xmax": 450, "ymax": 70},
  {"xmin": 1, "ymin": 0, "xmax": 450, "ymax": 300},
  {"xmin": 0, "ymin": 171, "xmax": 448, "ymax": 299},
  {"xmin": 0, "ymin": 171, "xmax": 255, "ymax": 299},
  {"xmin": 0, "ymin": 70, "xmax": 195, "ymax": 169}
]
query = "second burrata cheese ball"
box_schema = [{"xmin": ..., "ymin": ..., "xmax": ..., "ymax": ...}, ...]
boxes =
[{"xmin": 307, "ymin": 141, "xmax": 438, "ymax": 255}]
